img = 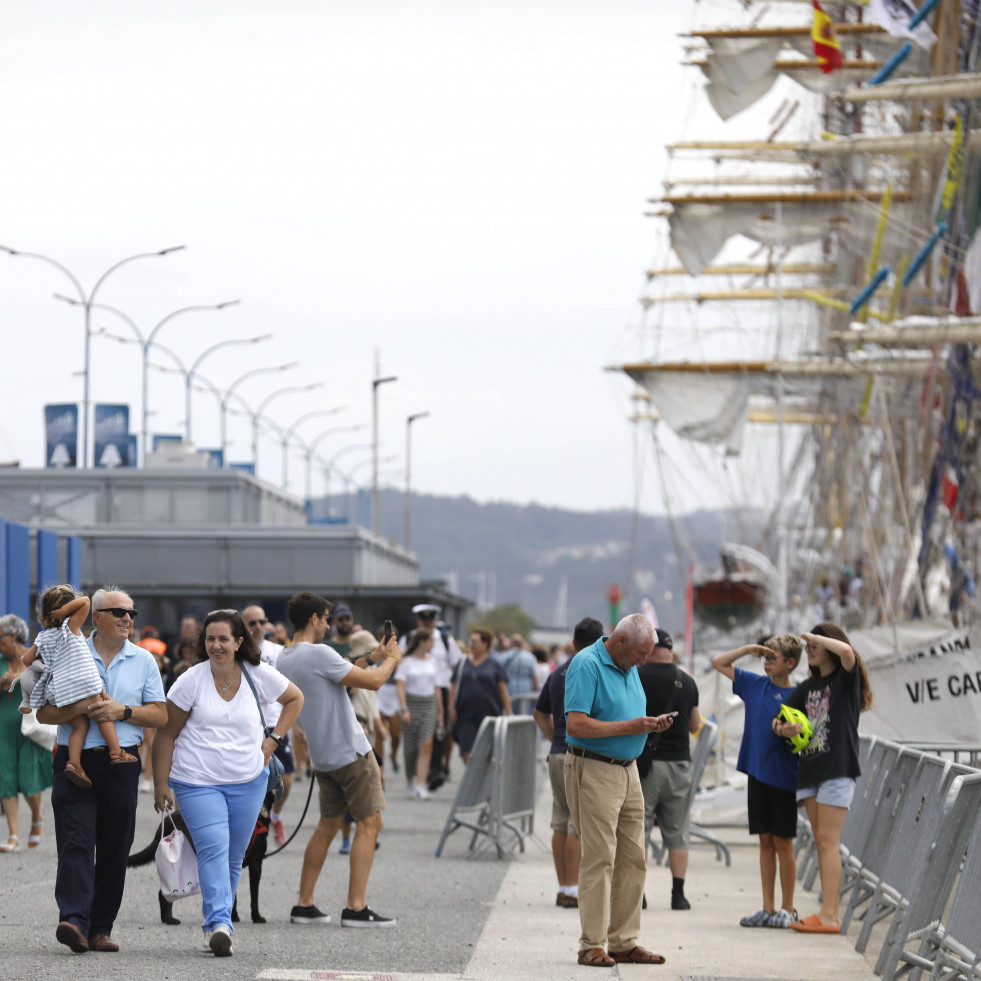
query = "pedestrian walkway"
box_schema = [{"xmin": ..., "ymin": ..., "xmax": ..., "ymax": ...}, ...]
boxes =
[{"xmin": 459, "ymin": 783, "xmax": 881, "ymax": 981}]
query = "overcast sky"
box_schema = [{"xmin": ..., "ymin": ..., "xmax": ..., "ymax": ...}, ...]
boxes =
[{"xmin": 1, "ymin": 1, "xmax": 702, "ymax": 513}]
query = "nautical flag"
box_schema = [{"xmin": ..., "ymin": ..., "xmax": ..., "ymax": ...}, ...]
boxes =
[
  {"xmin": 869, "ymin": 0, "xmax": 937, "ymax": 50},
  {"xmin": 811, "ymin": 0, "xmax": 843, "ymax": 73}
]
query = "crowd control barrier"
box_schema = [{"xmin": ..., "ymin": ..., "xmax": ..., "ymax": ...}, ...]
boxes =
[
  {"xmin": 792, "ymin": 734, "xmax": 981, "ymax": 981},
  {"xmin": 435, "ymin": 715, "xmax": 539, "ymax": 859},
  {"xmin": 648, "ymin": 718, "xmax": 731, "ymax": 867}
]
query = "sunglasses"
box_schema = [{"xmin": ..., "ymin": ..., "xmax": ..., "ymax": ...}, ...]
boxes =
[
  {"xmin": 247, "ymin": 618, "xmax": 268, "ymax": 627},
  {"xmin": 335, "ymin": 615, "xmax": 352, "ymax": 622},
  {"xmin": 208, "ymin": 609, "xmax": 238, "ymax": 617},
  {"xmin": 98, "ymin": 607, "xmax": 139, "ymax": 620}
]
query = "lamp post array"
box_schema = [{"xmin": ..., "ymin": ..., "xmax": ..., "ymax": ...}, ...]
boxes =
[{"xmin": 0, "ymin": 244, "xmax": 185, "ymax": 467}]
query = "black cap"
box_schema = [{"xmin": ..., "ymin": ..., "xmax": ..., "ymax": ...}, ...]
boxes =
[{"xmin": 655, "ymin": 628, "xmax": 673, "ymax": 650}]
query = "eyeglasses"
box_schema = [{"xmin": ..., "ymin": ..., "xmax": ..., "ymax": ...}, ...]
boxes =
[
  {"xmin": 98, "ymin": 608, "xmax": 139, "ymax": 620},
  {"xmin": 247, "ymin": 618, "xmax": 268, "ymax": 627}
]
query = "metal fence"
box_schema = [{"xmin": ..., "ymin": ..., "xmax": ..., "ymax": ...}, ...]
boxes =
[
  {"xmin": 435, "ymin": 715, "xmax": 539, "ymax": 859},
  {"xmin": 794, "ymin": 735, "xmax": 981, "ymax": 981}
]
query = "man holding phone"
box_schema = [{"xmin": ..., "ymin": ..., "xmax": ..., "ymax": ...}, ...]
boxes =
[
  {"xmin": 563, "ymin": 614, "xmax": 676, "ymax": 968},
  {"xmin": 276, "ymin": 592, "xmax": 402, "ymax": 928}
]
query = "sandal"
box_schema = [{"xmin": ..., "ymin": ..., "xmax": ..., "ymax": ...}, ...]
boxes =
[
  {"xmin": 64, "ymin": 762, "xmax": 93, "ymax": 787},
  {"xmin": 0, "ymin": 835, "xmax": 19, "ymax": 853},
  {"xmin": 109, "ymin": 750, "xmax": 140, "ymax": 765},
  {"xmin": 578, "ymin": 947, "xmax": 615, "ymax": 967},
  {"xmin": 610, "ymin": 946, "xmax": 666, "ymax": 965},
  {"xmin": 28, "ymin": 821, "xmax": 43, "ymax": 848}
]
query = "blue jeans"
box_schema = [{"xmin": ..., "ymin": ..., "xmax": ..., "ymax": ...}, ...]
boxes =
[{"xmin": 171, "ymin": 769, "xmax": 268, "ymax": 933}]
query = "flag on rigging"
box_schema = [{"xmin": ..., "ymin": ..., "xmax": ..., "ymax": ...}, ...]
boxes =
[
  {"xmin": 811, "ymin": 0, "xmax": 843, "ymax": 73},
  {"xmin": 869, "ymin": 0, "xmax": 937, "ymax": 50}
]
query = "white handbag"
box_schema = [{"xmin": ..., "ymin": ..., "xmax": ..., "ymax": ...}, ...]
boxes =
[
  {"xmin": 20, "ymin": 710, "xmax": 58, "ymax": 752},
  {"xmin": 155, "ymin": 804, "xmax": 200, "ymax": 900}
]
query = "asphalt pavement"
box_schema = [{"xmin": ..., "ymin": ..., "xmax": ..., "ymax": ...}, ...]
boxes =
[{"xmin": 0, "ymin": 756, "xmax": 885, "ymax": 981}]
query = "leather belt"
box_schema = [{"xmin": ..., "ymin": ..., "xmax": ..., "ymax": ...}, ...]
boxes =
[{"xmin": 568, "ymin": 745, "xmax": 635, "ymax": 767}]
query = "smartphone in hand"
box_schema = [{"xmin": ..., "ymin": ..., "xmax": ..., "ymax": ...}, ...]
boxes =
[{"xmin": 383, "ymin": 619, "xmax": 393, "ymax": 643}]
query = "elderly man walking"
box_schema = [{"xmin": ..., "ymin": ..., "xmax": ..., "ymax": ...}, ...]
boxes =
[
  {"xmin": 38, "ymin": 585, "xmax": 167, "ymax": 954},
  {"xmin": 563, "ymin": 613, "xmax": 675, "ymax": 968}
]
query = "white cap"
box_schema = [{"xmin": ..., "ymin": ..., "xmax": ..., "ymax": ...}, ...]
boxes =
[{"xmin": 412, "ymin": 603, "xmax": 441, "ymax": 615}]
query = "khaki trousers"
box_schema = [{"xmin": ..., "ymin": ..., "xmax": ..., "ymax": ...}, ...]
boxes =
[{"xmin": 564, "ymin": 753, "xmax": 646, "ymax": 952}]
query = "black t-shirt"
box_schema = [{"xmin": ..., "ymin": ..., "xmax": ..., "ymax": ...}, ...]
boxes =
[
  {"xmin": 535, "ymin": 659, "xmax": 571, "ymax": 754},
  {"xmin": 636, "ymin": 662, "xmax": 699, "ymax": 762},
  {"xmin": 785, "ymin": 664, "xmax": 862, "ymax": 786}
]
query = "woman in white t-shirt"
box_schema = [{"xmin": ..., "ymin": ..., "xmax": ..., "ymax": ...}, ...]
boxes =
[
  {"xmin": 152, "ymin": 609, "xmax": 303, "ymax": 958},
  {"xmin": 395, "ymin": 629, "xmax": 442, "ymax": 799}
]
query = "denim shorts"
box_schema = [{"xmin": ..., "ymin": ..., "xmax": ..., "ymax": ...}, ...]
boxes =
[{"xmin": 796, "ymin": 776, "xmax": 856, "ymax": 808}]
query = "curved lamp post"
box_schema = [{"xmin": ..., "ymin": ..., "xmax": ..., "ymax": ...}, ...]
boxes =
[
  {"xmin": 61, "ymin": 296, "xmax": 240, "ymax": 464},
  {"xmin": 220, "ymin": 363, "xmax": 298, "ymax": 466},
  {"xmin": 278, "ymin": 406, "xmax": 348, "ymax": 490},
  {"xmin": 249, "ymin": 381, "xmax": 324, "ymax": 476},
  {"xmin": 298, "ymin": 423, "xmax": 367, "ymax": 501},
  {"xmin": 0, "ymin": 243, "xmax": 184, "ymax": 467}
]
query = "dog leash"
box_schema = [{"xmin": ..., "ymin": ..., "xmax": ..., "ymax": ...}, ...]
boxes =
[{"xmin": 264, "ymin": 770, "xmax": 316, "ymax": 859}]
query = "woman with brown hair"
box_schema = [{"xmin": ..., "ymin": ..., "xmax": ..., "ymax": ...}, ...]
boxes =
[{"xmin": 778, "ymin": 622, "xmax": 873, "ymax": 935}]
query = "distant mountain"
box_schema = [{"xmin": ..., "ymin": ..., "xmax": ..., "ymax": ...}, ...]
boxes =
[{"xmin": 341, "ymin": 488, "xmax": 759, "ymax": 634}]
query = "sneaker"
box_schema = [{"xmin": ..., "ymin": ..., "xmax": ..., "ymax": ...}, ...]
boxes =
[
  {"xmin": 272, "ymin": 818, "xmax": 287, "ymax": 846},
  {"xmin": 290, "ymin": 904, "xmax": 331, "ymax": 924},
  {"xmin": 414, "ymin": 783, "xmax": 430, "ymax": 800},
  {"xmin": 339, "ymin": 837, "xmax": 351, "ymax": 855},
  {"xmin": 139, "ymin": 778, "xmax": 153, "ymax": 794},
  {"xmin": 768, "ymin": 908, "xmax": 799, "ymax": 928},
  {"xmin": 341, "ymin": 905, "xmax": 396, "ymax": 928},
  {"xmin": 209, "ymin": 924, "xmax": 232, "ymax": 957},
  {"xmin": 740, "ymin": 908, "xmax": 774, "ymax": 927},
  {"xmin": 671, "ymin": 894, "xmax": 691, "ymax": 910},
  {"xmin": 202, "ymin": 931, "xmax": 213, "ymax": 950}
]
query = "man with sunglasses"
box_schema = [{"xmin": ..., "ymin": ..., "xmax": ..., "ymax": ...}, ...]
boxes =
[
  {"xmin": 242, "ymin": 603, "xmax": 292, "ymax": 845},
  {"xmin": 37, "ymin": 585, "xmax": 167, "ymax": 954},
  {"xmin": 330, "ymin": 602, "xmax": 356, "ymax": 658}
]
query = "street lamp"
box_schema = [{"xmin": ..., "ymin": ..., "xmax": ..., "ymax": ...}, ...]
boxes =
[
  {"xmin": 0, "ymin": 243, "xmax": 184, "ymax": 467},
  {"xmin": 298, "ymin": 423, "xmax": 367, "ymax": 501},
  {"xmin": 138, "ymin": 342, "xmax": 260, "ymax": 453},
  {"xmin": 185, "ymin": 334, "xmax": 270, "ymax": 443},
  {"xmin": 279, "ymin": 407, "xmax": 348, "ymax": 489},
  {"xmin": 249, "ymin": 381, "xmax": 324, "ymax": 476},
  {"xmin": 372, "ymin": 362, "xmax": 398, "ymax": 535},
  {"xmin": 405, "ymin": 411, "xmax": 430, "ymax": 550},
  {"xmin": 220, "ymin": 363, "xmax": 298, "ymax": 466},
  {"xmin": 59, "ymin": 296, "xmax": 240, "ymax": 465}
]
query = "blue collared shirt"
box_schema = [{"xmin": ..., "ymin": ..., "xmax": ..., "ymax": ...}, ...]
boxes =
[
  {"xmin": 56, "ymin": 634, "xmax": 166, "ymax": 749},
  {"xmin": 564, "ymin": 637, "xmax": 647, "ymax": 760}
]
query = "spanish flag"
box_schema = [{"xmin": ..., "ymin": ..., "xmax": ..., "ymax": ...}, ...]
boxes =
[{"xmin": 812, "ymin": 0, "xmax": 843, "ymax": 73}]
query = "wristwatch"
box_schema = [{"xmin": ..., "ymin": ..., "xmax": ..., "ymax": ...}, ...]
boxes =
[
  {"xmin": 122, "ymin": 706, "xmax": 133, "ymax": 722},
  {"xmin": 264, "ymin": 727, "xmax": 283, "ymax": 747}
]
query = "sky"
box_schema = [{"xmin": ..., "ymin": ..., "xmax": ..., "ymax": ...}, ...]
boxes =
[{"xmin": 0, "ymin": 0, "xmax": 705, "ymax": 514}]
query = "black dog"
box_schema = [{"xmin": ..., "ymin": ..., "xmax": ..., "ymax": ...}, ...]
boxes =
[{"xmin": 128, "ymin": 792, "xmax": 274, "ymax": 925}]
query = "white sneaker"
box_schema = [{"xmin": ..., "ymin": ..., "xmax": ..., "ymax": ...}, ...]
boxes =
[
  {"xmin": 209, "ymin": 924, "xmax": 233, "ymax": 957},
  {"xmin": 139, "ymin": 778, "xmax": 153, "ymax": 794},
  {"xmin": 202, "ymin": 931, "xmax": 213, "ymax": 950},
  {"xmin": 414, "ymin": 783, "xmax": 430, "ymax": 800}
]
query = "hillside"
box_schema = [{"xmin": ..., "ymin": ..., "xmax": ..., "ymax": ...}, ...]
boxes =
[{"xmin": 354, "ymin": 488, "xmax": 761, "ymax": 633}]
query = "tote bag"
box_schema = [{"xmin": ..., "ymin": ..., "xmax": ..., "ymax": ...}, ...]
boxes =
[{"xmin": 155, "ymin": 805, "xmax": 200, "ymax": 900}]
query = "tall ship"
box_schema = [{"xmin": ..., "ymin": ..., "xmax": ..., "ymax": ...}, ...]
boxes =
[{"xmin": 618, "ymin": 0, "xmax": 981, "ymax": 746}]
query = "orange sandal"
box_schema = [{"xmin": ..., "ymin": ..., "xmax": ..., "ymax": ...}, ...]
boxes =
[
  {"xmin": 64, "ymin": 762, "xmax": 92, "ymax": 787},
  {"xmin": 109, "ymin": 750, "xmax": 140, "ymax": 765}
]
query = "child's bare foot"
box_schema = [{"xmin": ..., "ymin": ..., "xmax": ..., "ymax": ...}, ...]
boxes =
[
  {"xmin": 109, "ymin": 750, "xmax": 140, "ymax": 765},
  {"xmin": 64, "ymin": 762, "xmax": 92, "ymax": 787}
]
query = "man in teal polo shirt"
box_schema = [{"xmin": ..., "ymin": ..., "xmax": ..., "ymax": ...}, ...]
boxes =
[{"xmin": 563, "ymin": 614, "xmax": 676, "ymax": 968}]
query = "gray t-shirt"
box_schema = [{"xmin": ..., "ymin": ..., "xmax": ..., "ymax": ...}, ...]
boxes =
[{"xmin": 276, "ymin": 641, "xmax": 371, "ymax": 772}]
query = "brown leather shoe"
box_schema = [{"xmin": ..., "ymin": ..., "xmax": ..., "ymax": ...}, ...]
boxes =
[
  {"xmin": 56, "ymin": 921, "xmax": 89, "ymax": 953},
  {"xmin": 89, "ymin": 933, "xmax": 119, "ymax": 952},
  {"xmin": 559, "ymin": 893, "xmax": 579, "ymax": 908}
]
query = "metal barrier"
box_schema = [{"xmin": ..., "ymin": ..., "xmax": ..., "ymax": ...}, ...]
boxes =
[
  {"xmin": 649, "ymin": 719, "xmax": 732, "ymax": 867},
  {"xmin": 434, "ymin": 716, "xmax": 539, "ymax": 859},
  {"xmin": 790, "ymin": 735, "xmax": 981, "ymax": 981}
]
